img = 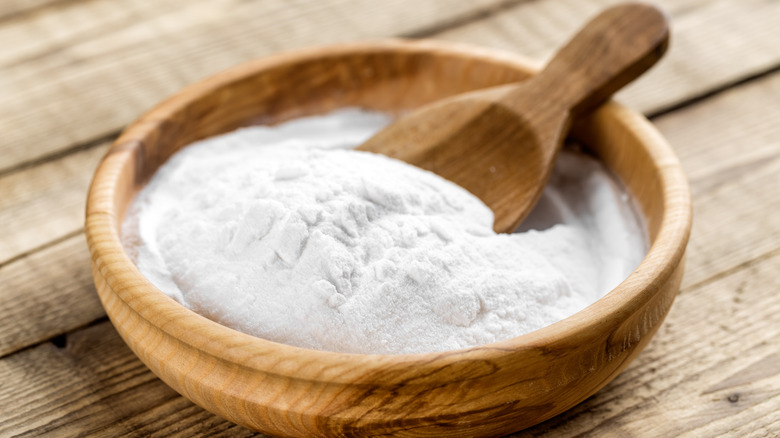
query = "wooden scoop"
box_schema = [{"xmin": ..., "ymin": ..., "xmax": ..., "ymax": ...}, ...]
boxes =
[{"xmin": 358, "ymin": 2, "xmax": 669, "ymax": 232}]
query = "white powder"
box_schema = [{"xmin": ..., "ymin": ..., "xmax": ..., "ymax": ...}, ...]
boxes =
[{"xmin": 122, "ymin": 109, "xmax": 646, "ymax": 354}]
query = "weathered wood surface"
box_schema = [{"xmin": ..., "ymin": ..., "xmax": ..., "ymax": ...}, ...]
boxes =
[
  {"xmin": 0, "ymin": 0, "xmax": 779, "ymax": 436},
  {"xmin": 436, "ymin": 0, "xmax": 780, "ymax": 115},
  {"xmin": 0, "ymin": 0, "xmax": 510, "ymax": 174},
  {"xmin": 0, "ymin": 144, "xmax": 107, "ymax": 263}
]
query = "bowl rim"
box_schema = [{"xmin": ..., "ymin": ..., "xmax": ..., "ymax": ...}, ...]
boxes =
[{"xmin": 85, "ymin": 39, "xmax": 692, "ymax": 382}]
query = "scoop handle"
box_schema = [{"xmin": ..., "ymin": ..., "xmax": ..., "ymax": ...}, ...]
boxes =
[{"xmin": 520, "ymin": 2, "xmax": 669, "ymax": 116}]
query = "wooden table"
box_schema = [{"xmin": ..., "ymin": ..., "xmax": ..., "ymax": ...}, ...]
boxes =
[{"xmin": 1, "ymin": 1, "xmax": 778, "ymax": 436}]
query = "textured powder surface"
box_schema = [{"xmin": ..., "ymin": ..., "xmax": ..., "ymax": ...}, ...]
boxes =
[{"xmin": 122, "ymin": 109, "xmax": 647, "ymax": 354}]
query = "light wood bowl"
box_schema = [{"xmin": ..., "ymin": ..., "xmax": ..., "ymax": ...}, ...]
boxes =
[{"xmin": 86, "ymin": 40, "xmax": 692, "ymax": 437}]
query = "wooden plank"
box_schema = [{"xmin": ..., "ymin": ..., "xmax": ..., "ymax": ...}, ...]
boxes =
[
  {"xmin": 0, "ymin": 0, "xmax": 509, "ymax": 174},
  {"xmin": 0, "ymin": 321, "xmax": 260, "ymax": 437},
  {"xmin": 0, "ymin": 106, "xmax": 775, "ymax": 436},
  {"xmin": 0, "ymin": 0, "xmax": 66, "ymax": 21},
  {"xmin": 5, "ymin": 0, "xmax": 780, "ymax": 175},
  {"xmin": 1, "ymin": 56, "xmax": 779, "ymax": 364},
  {"xmin": 0, "ymin": 234, "xmax": 103, "ymax": 358},
  {"xmin": 0, "ymin": 143, "xmax": 107, "ymax": 264},
  {"xmin": 1, "ymin": 0, "xmax": 777, "ymax": 266},
  {"xmin": 0, "ymin": 1, "xmax": 777, "ymax": 435},
  {"xmin": 516, "ymin": 248, "xmax": 780, "ymax": 437},
  {"xmin": 2, "ymin": 234, "xmax": 778, "ymax": 436},
  {"xmin": 2, "ymin": 1, "xmax": 779, "ymax": 271},
  {"xmin": 434, "ymin": 0, "xmax": 780, "ymax": 115},
  {"xmin": 652, "ymin": 70, "xmax": 780, "ymax": 289}
]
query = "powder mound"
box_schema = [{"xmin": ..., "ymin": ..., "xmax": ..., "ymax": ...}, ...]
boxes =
[{"xmin": 123, "ymin": 109, "xmax": 646, "ymax": 354}]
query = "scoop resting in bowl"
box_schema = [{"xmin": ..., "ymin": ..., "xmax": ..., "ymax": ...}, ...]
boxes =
[{"xmin": 85, "ymin": 40, "xmax": 691, "ymax": 437}]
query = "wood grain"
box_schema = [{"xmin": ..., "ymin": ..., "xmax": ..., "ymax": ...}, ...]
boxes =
[
  {"xmin": 518, "ymin": 249, "xmax": 780, "ymax": 437},
  {"xmin": 0, "ymin": 234, "xmax": 103, "ymax": 358},
  {"xmin": 4, "ymin": 68, "xmax": 779, "ymax": 365},
  {"xmin": 0, "ymin": 144, "xmax": 107, "ymax": 264},
  {"xmin": 0, "ymin": 320, "xmax": 259, "ymax": 437},
  {"xmin": 653, "ymin": 71, "xmax": 780, "ymax": 290},
  {"xmin": 0, "ymin": 321, "xmax": 241, "ymax": 437},
  {"xmin": 0, "ymin": 0, "xmax": 779, "ymax": 436},
  {"xmin": 0, "ymin": 0, "xmax": 509, "ymax": 174},
  {"xmin": 4, "ymin": 0, "xmax": 780, "ymax": 176},
  {"xmin": 435, "ymin": 0, "xmax": 780, "ymax": 115},
  {"xmin": 2, "ymin": 66, "xmax": 777, "ymax": 431},
  {"xmin": 2, "ymin": 245, "xmax": 776, "ymax": 437},
  {"xmin": 0, "ymin": 0, "xmax": 67, "ymax": 21}
]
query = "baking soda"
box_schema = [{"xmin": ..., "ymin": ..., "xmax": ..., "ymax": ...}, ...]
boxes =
[{"xmin": 122, "ymin": 109, "xmax": 646, "ymax": 354}]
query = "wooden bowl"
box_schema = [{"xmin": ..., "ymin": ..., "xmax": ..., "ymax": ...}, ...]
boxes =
[{"xmin": 86, "ymin": 40, "xmax": 692, "ymax": 437}]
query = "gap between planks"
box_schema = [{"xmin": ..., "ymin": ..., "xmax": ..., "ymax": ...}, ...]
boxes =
[
  {"xmin": 2, "ymin": 1, "xmax": 780, "ymax": 435},
  {"xmin": 2, "ymin": 0, "xmax": 780, "ymax": 175},
  {"xmin": 2, "ymin": 0, "xmax": 780, "ymax": 267},
  {"xmin": 1, "ymin": 230, "xmax": 778, "ymax": 437},
  {"xmin": 2, "ymin": 15, "xmax": 780, "ymax": 360},
  {"xmin": 1, "ymin": 66, "xmax": 780, "ymax": 376},
  {"xmin": 0, "ymin": 0, "xmax": 509, "ymax": 174}
]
